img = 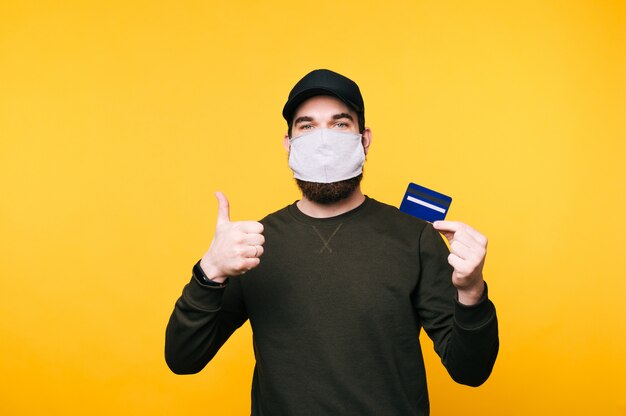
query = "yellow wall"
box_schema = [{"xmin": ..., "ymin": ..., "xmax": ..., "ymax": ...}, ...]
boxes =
[{"xmin": 1, "ymin": 0, "xmax": 624, "ymax": 414}]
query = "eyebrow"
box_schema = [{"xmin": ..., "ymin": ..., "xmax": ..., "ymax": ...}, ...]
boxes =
[
  {"xmin": 294, "ymin": 116, "xmax": 314, "ymax": 125},
  {"xmin": 332, "ymin": 113, "xmax": 354, "ymax": 121}
]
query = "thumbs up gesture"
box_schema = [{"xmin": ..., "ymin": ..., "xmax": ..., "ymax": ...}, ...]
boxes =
[
  {"xmin": 432, "ymin": 220, "xmax": 487, "ymax": 305},
  {"xmin": 199, "ymin": 192, "xmax": 265, "ymax": 283}
]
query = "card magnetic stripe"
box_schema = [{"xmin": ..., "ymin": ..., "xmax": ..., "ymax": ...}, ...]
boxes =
[{"xmin": 405, "ymin": 186, "xmax": 451, "ymax": 208}]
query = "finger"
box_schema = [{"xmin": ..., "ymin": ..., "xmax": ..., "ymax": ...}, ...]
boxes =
[
  {"xmin": 234, "ymin": 221, "xmax": 264, "ymax": 234},
  {"xmin": 450, "ymin": 240, "xmax": 473, "ymax": 261},
  {"xmin": 246, "ymin": 245, "xmax": 259, "ymax": 258},
  {"xmin": 452, "ymin": 229, "xmax": 480, "ymax": 248},
  {"xmin": 447, "ymin": 253, "xmax": 472, "ymax": 276},
  {"xmin": 432, "ymin": 220, "xmax": 463, "ymax": 233},
  {"xmin": 452, "ymin": 235, "xmax": 486, "ymax": 262},
  {"xmin": 464, "ymin": 226, "xmax": 488, "ymax": 247},
  {"xmin": 437, "ymin": 221, "xmax": 487, "ymax": 248},
  {"xmin": 233, "ymin": 257, "xmax": 261, "ymax": 275},
  {"xmin": 215, "ymin": 191, "xmax": 231, "ymax": 226},
  {"xmin": 242, "ymin": 257, "xmax": 260, "ymax": 270},
  {"xmin": 242, "ymin": 245, "xmax": 263, "ymax": 258},
  {"xmin": 447, "ymin": 252, "xmax": 464, "ymax": 270},
  {"xmin": 243, "ymin": 233, "xmax": 265, "ymax": 246}
]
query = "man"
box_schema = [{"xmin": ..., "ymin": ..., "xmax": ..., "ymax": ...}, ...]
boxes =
[{"xmin": 165, "ymin": 69, "xmax": 499, "ymax": 415}]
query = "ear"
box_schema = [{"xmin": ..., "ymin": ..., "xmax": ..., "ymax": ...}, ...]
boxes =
[
  {"xmin": 283, "ymin": 133, "xmax": 290, "ymax": 152},
  {"xmin": 361, "ymin": 127, "xmax": 372, "ymax": 155}
]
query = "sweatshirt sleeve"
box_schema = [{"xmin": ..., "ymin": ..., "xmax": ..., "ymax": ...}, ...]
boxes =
[
  {"xmin": 413, "ymin": 223, "xmax": 499, "ymax": 387},
  {"xmin": 164, "ymin": 268, "xmax": 248, "ymax": 375}
]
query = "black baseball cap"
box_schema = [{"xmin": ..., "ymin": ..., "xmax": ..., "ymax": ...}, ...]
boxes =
[{"xmin": 282, "ymin": 69, "xmax": 365, "ymax": 125}]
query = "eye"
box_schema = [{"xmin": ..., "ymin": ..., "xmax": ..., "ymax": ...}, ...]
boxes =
[
  {"xmin": 301, "ymin": 124, "xmax": 313, "ymax": 130},
  {"xmin": 334, "ymin": 121, "xmax": 349, "ymax": 128}
]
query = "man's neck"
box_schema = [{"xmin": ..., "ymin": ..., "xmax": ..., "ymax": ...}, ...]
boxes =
[{"xmin": 296, "ymin": 187, "xmax": 366, "ymax": 218}]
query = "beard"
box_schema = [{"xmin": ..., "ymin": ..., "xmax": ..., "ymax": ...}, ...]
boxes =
[{"xmin": 296, "ymin": 174, "xmax": 363, "ymax": 205}]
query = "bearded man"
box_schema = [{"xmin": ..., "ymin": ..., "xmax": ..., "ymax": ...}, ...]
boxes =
[{"xmin": 165, "ymin": 69, "xmax": 499, "ymax": 416}]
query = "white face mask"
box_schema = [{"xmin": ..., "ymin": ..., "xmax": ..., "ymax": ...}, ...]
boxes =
[{"xmin": 288, "ymin": 129, "xmax": 365, "ymax": 183}]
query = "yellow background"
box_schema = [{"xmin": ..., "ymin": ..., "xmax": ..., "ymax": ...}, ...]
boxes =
[{"xmin": 1, "ymin": 0, "xmax": 625, "ymax": 414}]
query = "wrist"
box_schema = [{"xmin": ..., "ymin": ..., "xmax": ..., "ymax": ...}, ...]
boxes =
[
  {"xmin": 457, "ymin": 279, "xmax": 485, "ymax": 306},
  {"xmin": 194, "ymin": 260, "xmax": 228, "ymax": 286},
  {"xmin": 200, "ymin": 257, "xmax": 228, "ymax": 282}
]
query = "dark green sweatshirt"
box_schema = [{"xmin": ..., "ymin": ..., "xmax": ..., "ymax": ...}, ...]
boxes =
[{"xmin": 165, "ymin": 197, "xmax": 498, "ymax": 415}]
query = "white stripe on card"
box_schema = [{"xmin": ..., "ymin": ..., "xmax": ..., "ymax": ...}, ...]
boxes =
[{"xmin": 406, "ymin": 195, "xmax": 446, "ymax": 214}]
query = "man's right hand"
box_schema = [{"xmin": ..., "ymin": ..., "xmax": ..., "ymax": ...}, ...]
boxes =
[{"xmin": 199, "ymin": 192, "xmax": 265, "ymax": 283}]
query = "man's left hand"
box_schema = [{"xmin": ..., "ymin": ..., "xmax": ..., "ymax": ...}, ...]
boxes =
[{"xmin": 433, "ymin": 221, "xmax": 487, "ymax": 306}]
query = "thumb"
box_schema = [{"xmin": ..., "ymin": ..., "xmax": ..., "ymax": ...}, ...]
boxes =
[{"xmin": 215, "ymin": 191, "xmax": 231, "ymax": 226}]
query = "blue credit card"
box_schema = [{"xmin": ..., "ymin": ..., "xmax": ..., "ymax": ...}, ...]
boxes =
[{"xmin": 399, "ymin": 182, "xmax": 452, "ymax": 223}]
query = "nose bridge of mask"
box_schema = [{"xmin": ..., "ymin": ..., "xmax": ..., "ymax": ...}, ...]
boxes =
[{"xmin": 319, "ymin": 129, "xmax": 335, "ymax": 160}]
